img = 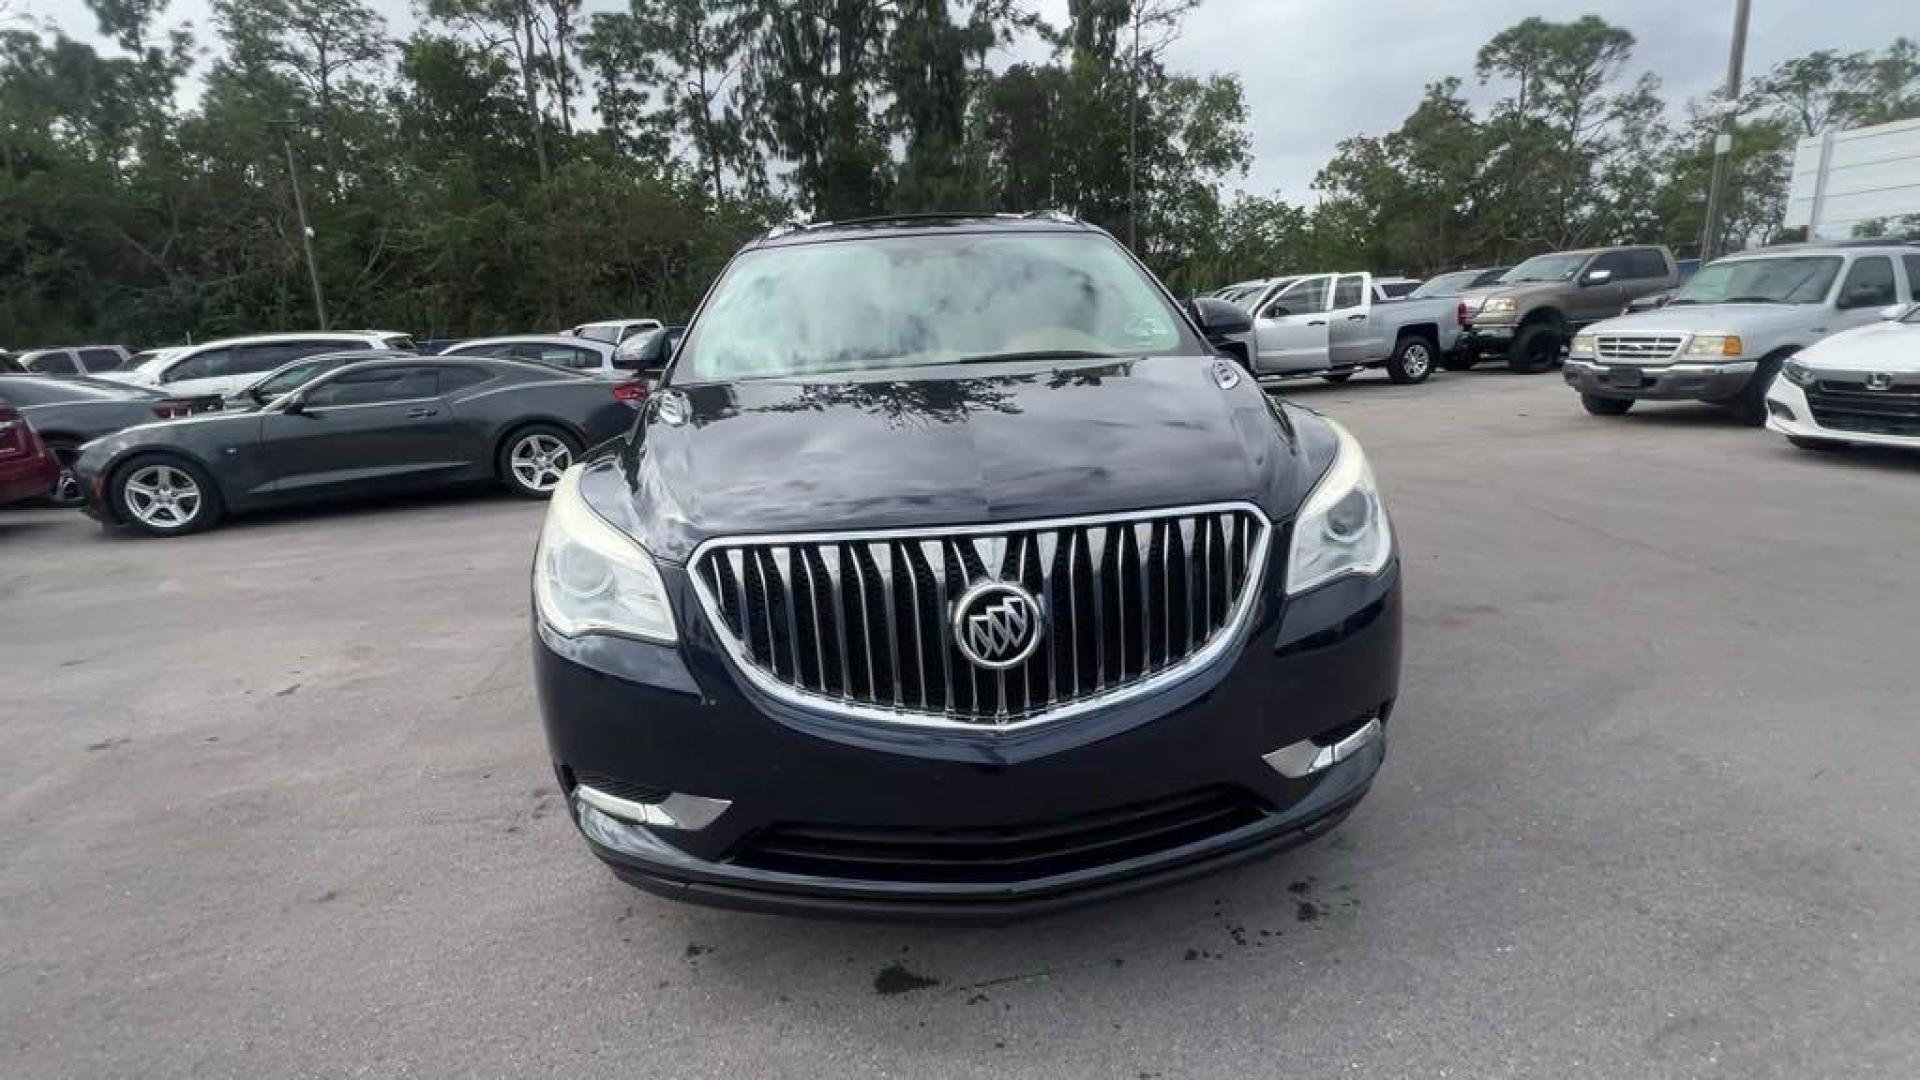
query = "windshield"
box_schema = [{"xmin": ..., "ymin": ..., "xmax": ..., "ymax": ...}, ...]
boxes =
[
  {"xmin": 1500, "ymin": 254, "xmax": 1589, "ymax": 283},
  {"xmin": 675, "ymin": 231, "xmax": 1193, "ymax": 382},
  {"xmin": 250, "ymin": 357, "xmax": 339, "ymax": 400},
  {"xmin": 1410, "ymin": 271, "xmax": 1479, "ymax": 298},
  {"xmin": 1669, "ymin": 256, "xmax": 1841, "ymax": 306}
]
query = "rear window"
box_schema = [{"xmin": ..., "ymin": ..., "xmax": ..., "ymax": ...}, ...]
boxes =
[
  {"xmin": 382, "ymin": 335, "xmax": 418, "ymax": 352},
  {"xmin": 1905, "ymin": 255, "xmax": 1920, "ymax": 302}
]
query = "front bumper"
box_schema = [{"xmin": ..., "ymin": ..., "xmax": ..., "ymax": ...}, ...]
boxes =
[
  {"xmin": 535, "ymin": 560, "xmax": 1402, "ymax": 921},
  {"xmin": 1765, "ymin": 378, "xmax": 1920, "ymax": 450},
  {"xmin": 1563, "ymin": 357, "xmax": 1757, "ymax": 401},
  {"xmin": 1461, "ymin": 322, "xmax": 1516, "ymax": 353}
]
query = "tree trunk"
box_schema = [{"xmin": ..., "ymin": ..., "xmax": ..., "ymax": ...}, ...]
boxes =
[{"xmin": 518, "ymin": 0, "xmax": 551, "ymax": 182}]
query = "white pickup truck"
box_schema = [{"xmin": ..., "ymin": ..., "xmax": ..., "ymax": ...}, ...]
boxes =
[{"xmin": 1237, "ymin": 271, "xmax": 1464, "ymax": 385}]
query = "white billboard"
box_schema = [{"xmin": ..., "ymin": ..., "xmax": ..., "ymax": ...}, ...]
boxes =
[{"xmin": 1783, "ymin": 116, "xmax": 1920, "ymax": 239}]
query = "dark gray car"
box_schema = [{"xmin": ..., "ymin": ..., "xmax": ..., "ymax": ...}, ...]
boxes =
[
  {"xmin": 0, "ymin": 376, "xmax": 187, "ymax": 506},
  {"xmin": 74, "ymin": 357, "xmax": 637, "ymax": 536}
]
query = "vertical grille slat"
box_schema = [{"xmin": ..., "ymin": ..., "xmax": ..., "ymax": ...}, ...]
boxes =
[
  {"xmin": 1087, "ymin": 526, "xmax": 1109, "ymax": 691},
  {"xmin": 696, "ymin": 507, "xmax": 1267, "ymax": 728},
  {"xmin": 1035, "ymin": 529, "xmax": 1061, "ymax": 705}
]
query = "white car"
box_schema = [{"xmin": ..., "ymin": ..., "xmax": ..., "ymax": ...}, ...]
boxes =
[
  {"xmin": 1765, "ymin": 301, "xmax": 1920, "ymax": 451},
  {"xmin": 108, "ymin": 332, "xmax": 415, "ymax": 400},
  {"xmin": 438, "ymin": 335, "xmax": 622, "ymax": 376},
  {"xmin": 568, "ymin": 318, "xmax": 661, "ymax": 344},
  {"xmin": 18, "ymin": 345, "xmax": 136, "ymax": 376}
]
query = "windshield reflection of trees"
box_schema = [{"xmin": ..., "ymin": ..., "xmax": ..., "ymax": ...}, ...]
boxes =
[{"xmin": 686, "ymin": 362, "xmax": 1134, "ymax": 430}]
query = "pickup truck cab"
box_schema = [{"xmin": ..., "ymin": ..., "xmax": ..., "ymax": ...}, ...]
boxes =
[
  {"xmin": 1564, "ymin": 244, "xmax": 1920, "ymax": 424},
  {"xmin": 1246, "ymin": 271, "xmax": 1461, "ymax": 385},
  {"xmin": 1458, "ymin": 245, "xmax": 1678, "ymax": 372}
]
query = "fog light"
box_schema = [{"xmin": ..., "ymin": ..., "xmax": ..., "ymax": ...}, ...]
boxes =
[
  {"xmin": 1767, "ymin": 400, "xmax": 1795, "ymax": 422},
  {"xmin": 574, "ymin": 783, "xmax": 732, "ymax": 831},
  {"xmin": 1263, "ymin": 715, "xmax": 1383, "ymax": 779}
]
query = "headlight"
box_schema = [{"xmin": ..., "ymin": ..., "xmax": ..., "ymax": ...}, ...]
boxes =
[
  {"xmin": 533, "ymin": 467, "xmax": 677, "ymax": 643},
  {"xmin": 1481, "ymin": 296, "xmax": 1517, "ymax": 315},
  {"xmin": 1570, "ymin": 333, "xmax": 1597, "ymax": 357},
  {"xmin": 1783, "ymin": 359, "xmax": 1816, "ymax": 387},
  {"xmin": 1286, "ymin": 420, "xmax": 1393, "ymax": 596},
  {"xmin": 1685, "ymin": 334, "xmax": 1743, "ymax": 358}
]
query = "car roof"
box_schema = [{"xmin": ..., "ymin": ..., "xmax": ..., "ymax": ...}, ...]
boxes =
[
  {"xmin": 448, "ymin": 335, "xmax": 611, "ymax": 349},
  {"xmin": 748, "ymin": 211, "xmax": 1099, "ymax": 250},
  {"xmin": 183, "ymin": 332, "xmax": 395, "ymax": 349},
  {"xmin": 1722, "ymin": 243, "xmax": 1916, "ymax": 260}
]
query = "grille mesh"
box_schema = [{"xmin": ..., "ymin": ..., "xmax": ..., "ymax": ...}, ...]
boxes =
[
  {"xmin": 692, "ymin": 507, "xmax": 1268, "ymax": 728},
  {"xmin": 1596, "ymin": 335, "xmax": 1684, "ymax": 363}
]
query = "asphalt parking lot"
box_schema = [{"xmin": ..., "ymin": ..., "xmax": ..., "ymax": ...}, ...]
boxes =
[{"xmin": 5, "ymin": 368, "xmax": 1919, "ymax": 1079}]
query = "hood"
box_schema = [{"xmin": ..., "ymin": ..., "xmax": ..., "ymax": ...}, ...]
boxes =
[
  {"xmin": 1459, "ymin": 281, "xmax": 1562, "ymax": 310},
  {"xmin": 583, "ymin": 355, "xmax": 1314, "ymax": 564},
  {"xmin": 1581, "ymin": 303, "xmax": 1813, "ymax": 339},
  {"xmin": 1800, "ymin": 318, "xmax": 1920, "ymax": 373}
]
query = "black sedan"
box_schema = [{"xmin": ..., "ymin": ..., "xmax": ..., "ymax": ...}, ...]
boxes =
[
  {"xmin": 74, "ymin": 356, "xmax": 637, "ymax": 536},
  {"xmin": 0, "ymin": 375, "xmax": 191, "ymax": 506}
]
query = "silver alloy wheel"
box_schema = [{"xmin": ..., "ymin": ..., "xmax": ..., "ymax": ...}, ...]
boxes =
[
  {"xmin": 122, "ymin": 464, "xmax": 202, "ymax": 529},
  {"xmin": 509, "ymin": 433, "xmax": 571, "ymax": 493},
  {"xmin": 1403, "ymin": 342, "xmax": 1432, "ymax": 378}
]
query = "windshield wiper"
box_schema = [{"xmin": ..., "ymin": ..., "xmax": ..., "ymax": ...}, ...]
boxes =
[
  {"xmin": 954, "ymin": 350, "xmax": 1116, "ymax": 365},
  {"xmin": 1665, "ymin": 298, "xmax": 1700, "ymax": 306},
  {"xmin": 1722, "ymin": 296, "xmax": 1785, "ymax": 303}
]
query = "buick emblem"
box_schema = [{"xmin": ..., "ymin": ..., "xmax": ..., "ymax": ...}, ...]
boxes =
[
  {"xmin": 951, "ymin": 580, "xmax": 1045, "ymax": 670},
  {"xmin": 1866, "ymin": 372, "xmax": 1895, "ymax": 391}
]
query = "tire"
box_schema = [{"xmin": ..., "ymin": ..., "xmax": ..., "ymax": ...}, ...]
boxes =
[
  {"xmin": 1727, "ymin": 354, "xmax": 1788, "ymax": 427},
  {"xmin": 1440, "ymin": 353, "xmax": 1480, "ymax": 371},
  {"xmin": 110, "ymin": 454, "xmax": 222, "ymax": 537},
  {"xmin": 42, "ymin": 439, "xmax": 84, "ymax": 508},
  {"xmin": 498, "ymin": 424, "xmax": 581, "ymax": 498},
  {"xmin": 1507, "ymin": 323, "xmax": 1564, "ymax": 373},
  {"xmin": 1580, "ymin": 394, "xmax": 1634, "ymax": 417},
  {"xmin": 1321, "ymin": 372, "xmax": 1353, "ymax": 384},
  {"xmin": 1385, "ymin": 334, "xmax": 1437, "ymax": 384},
  {"xmin": 1787, "ymin": 435, "xmax": 1847, "ymax": 452}
]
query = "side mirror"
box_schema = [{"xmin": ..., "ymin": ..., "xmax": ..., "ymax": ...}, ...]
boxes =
[
  {"xmin": 1880, "ymin": 302, "xmax": 1915, "ymax": 321},
  {"xmin": 281, "ymin": 397, "xmax": 311, "ymax": 416},
  {"xmin": 1189, "ymin": 296, "xmax": 1252, "ymax": 339},
  {"xmin": 1582, "ymin": 269, "xmax": 1614, "ymax": 286}
]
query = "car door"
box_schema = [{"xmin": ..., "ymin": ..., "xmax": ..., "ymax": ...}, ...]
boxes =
[
  {"xmin": 1833, "ymin": 256, "xmax": 1900, "ymax": 332},
  {"xmin": 1573, "ymin": 252, "xmax": 1632, "ymax": 323},
  {"xmin": 1251, "ymin": 275, "xmax": 1334, "ymax": 374},
  {"xmin": 1328, "ymin": 274, "xmax": 1374, "ymax": 368},
  {"xmin": 256, "ymin": 365, "xmax": 469, "ymax": 499}
]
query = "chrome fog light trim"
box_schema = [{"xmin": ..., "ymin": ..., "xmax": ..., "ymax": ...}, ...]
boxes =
[
  {"xmin": 575, "ymin": 784, "xmax": 732, "ymax": 832},
  {"xmin": 1263, "ymin": 717, "xmax": 1382, "ymax": 779}
]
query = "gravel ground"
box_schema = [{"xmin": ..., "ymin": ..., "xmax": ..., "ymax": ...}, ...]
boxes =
[{"xmin": 4, "ymin": 368, "xmax": 1918, "ymax": 1079}]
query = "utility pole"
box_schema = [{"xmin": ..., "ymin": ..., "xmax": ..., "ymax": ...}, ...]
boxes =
[
  {"xmin": 1698, "ymin": 0, "xmax": 1752, "ymax": 262},
  {"xmin": 270, "ymin": 120, "xmax": 328, "ymax": 331},
  {"xmin": 1127, "ymin": 10, "xmax": 1140, "ymax": 250}
]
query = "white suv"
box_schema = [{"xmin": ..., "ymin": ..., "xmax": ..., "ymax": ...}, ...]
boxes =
[{"xmin": 110, "ymin": 332, "xmax": 416, "ymax": 400}]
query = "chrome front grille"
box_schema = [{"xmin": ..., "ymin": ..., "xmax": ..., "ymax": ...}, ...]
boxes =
[
  {"xmin": 690, "ymin": 505, "xmax": 1271, "ymax": 730},
  {"xmin": 1596, "ymin": 335, "xmax": 1684, "ymax": 363}
]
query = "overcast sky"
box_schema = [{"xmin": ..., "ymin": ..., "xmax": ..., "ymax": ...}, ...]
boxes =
[{"xmin": 17, "ymin": 0, "xmax": 1915, "ymax": 201}]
